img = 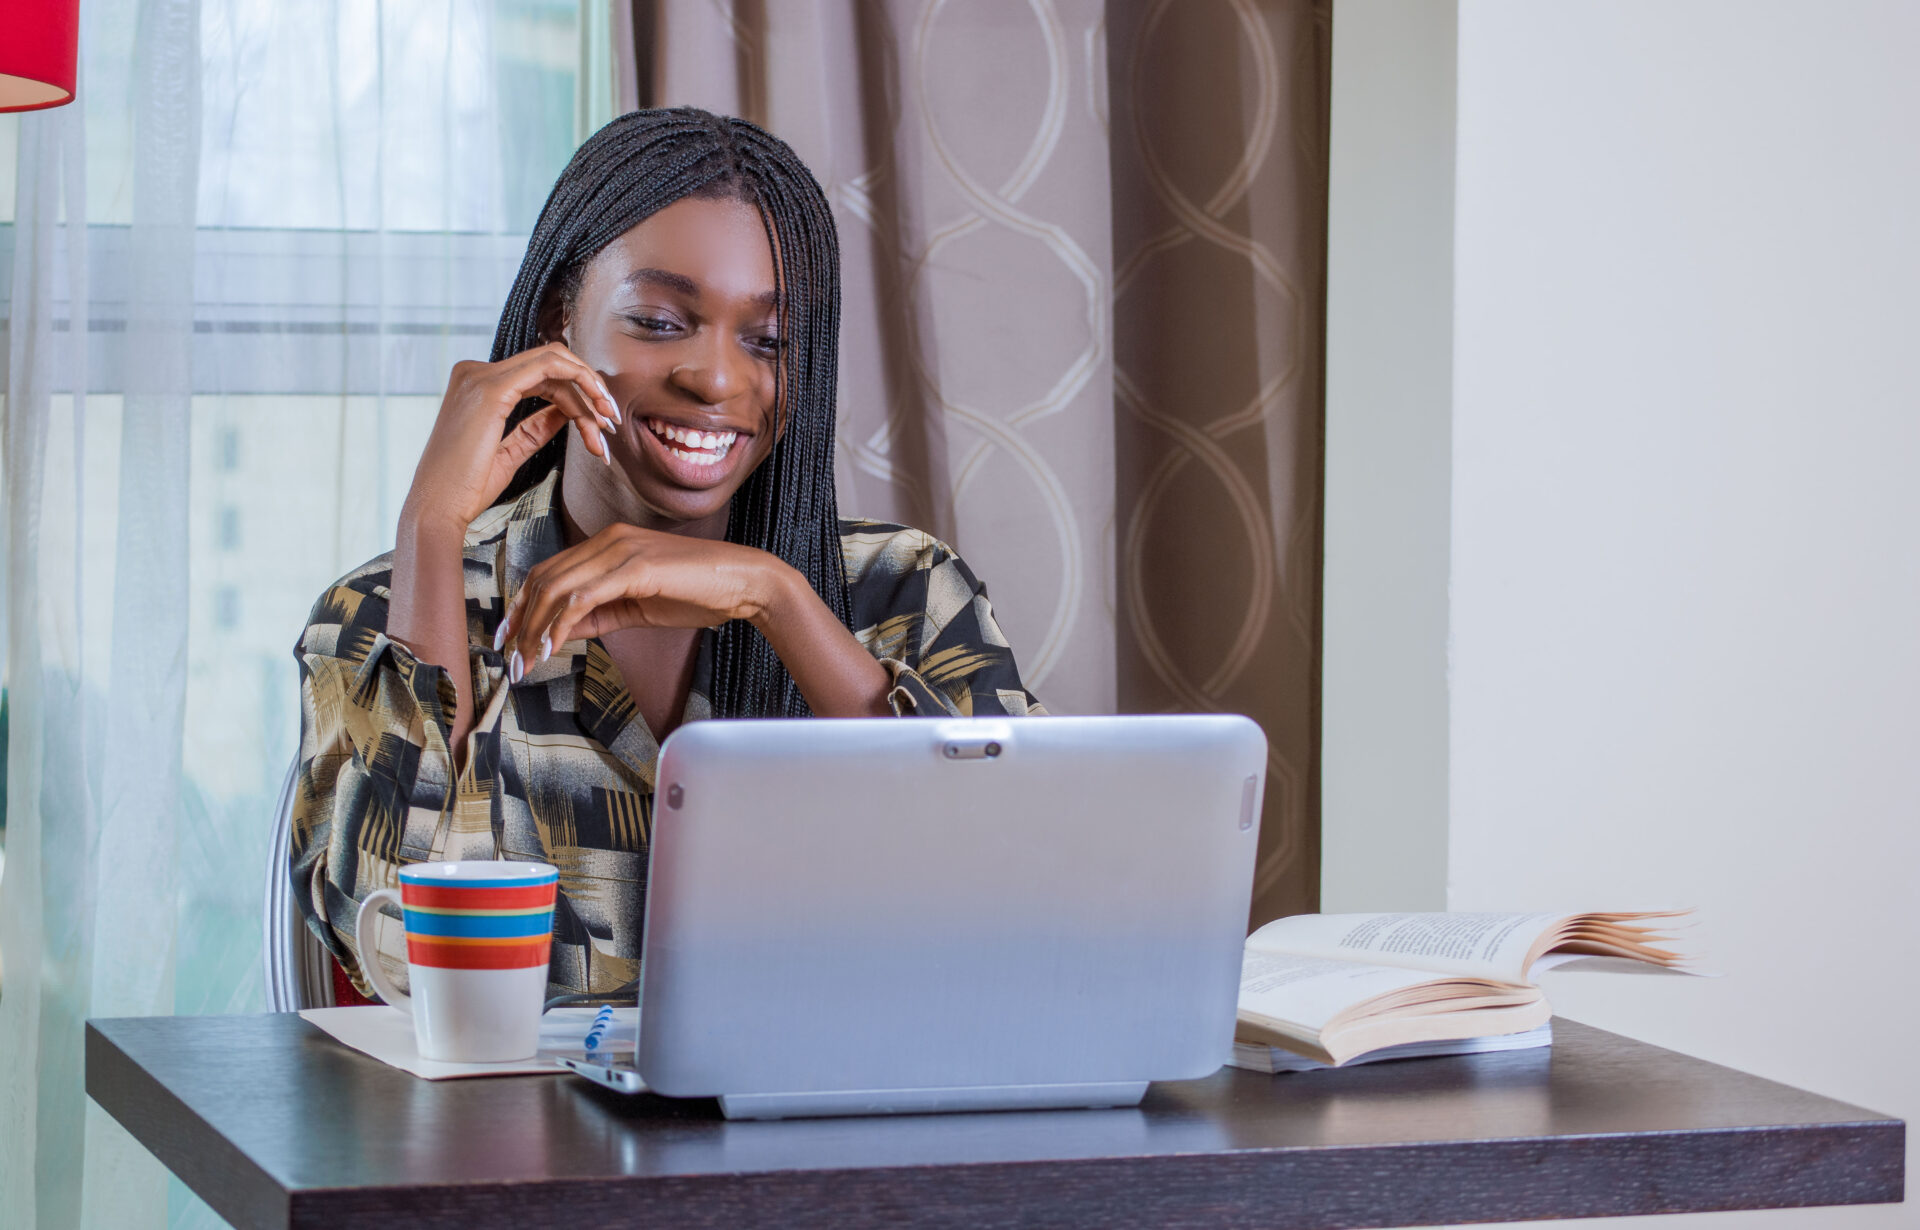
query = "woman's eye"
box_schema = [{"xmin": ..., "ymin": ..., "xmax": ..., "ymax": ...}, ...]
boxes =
[
  {"xmin": 624, "ymin": 314, "xmax": 679, "ymax": 334},
  {"xmin": 748, "ymin": 334, "xmax": 783, "ymax": 355}
]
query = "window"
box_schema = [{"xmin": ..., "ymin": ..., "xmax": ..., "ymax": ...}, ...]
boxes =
[
  {"xmin": 174, "ymin": 0, "xmax": 586, "ymax": 1024},
  {"xmin": 0, "ymin": 0, "xmax": 590, "ymax": 1019},
  {"xmin": 214, "ymin": 586, "xmax": 240, "ymax": 631},
  {"xmin": 0, "ymin": 6, "xmax": 596, "ymax": 1226}
]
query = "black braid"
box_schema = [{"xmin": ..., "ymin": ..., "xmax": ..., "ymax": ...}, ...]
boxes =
[{"xmin": 489, "ymin": 107, "xmax": 850, "ymax": 719}]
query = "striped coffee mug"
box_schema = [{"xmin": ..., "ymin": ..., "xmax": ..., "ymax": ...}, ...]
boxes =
[{"xmin": 355, "ymin": 861, "xmax": 558, "ymax": 1062}]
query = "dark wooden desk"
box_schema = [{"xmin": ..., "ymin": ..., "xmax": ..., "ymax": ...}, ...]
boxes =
[{"xmin": 86, "ymin": 1015, "xmax": 1901, "ymax": 1230}]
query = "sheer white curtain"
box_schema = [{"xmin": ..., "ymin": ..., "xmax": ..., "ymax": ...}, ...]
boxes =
[
  {"xmin": 2, "ymin": 6, "xmax": 196, "ymax": 1228},
  {"xmin": 0, "ymin": 3, "xmax": 588, "ymax": 1227}
]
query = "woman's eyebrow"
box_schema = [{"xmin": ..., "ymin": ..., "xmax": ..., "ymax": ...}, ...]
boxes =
[
  {"xmin": 619, "ymin": 267, "xmax": 778, "ymax": 310},
  {"xmin": 620, "ymin": 267, "xmax": 699, "ymax": 297}
]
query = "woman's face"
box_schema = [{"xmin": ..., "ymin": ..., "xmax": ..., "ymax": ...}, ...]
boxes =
[{"xmin": 557, "ymin": 193, "xmax": 783, "ymax": 529}]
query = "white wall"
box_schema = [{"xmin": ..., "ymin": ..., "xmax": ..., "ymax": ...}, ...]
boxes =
[
  {"xmin": 1321, "ymin": 0, "xmax": 1458, "ymax": 913},
  {"xmin": 1328, "ymin": 2, "xmax": 1920, "ymax": 1226}
]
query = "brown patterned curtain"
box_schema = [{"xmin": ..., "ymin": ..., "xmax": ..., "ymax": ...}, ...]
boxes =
[{"xmin": 606, "ymin": 0, "xmax": 1329, "ymax": 926}]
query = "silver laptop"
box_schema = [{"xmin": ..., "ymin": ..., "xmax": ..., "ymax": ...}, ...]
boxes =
[{"xmin": 564, "ymin": 713, "xmax": 1264, "ymax": 1119}]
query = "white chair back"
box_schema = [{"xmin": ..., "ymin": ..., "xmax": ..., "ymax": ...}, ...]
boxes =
[{"xmin": 263, "ymin": 757, "xmax": 337, "ymax": 1011}]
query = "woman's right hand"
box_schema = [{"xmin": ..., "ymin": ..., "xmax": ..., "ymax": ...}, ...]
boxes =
[{"xmin": 402, "ymin": 342, "xmax": 624, "ymax": 534}]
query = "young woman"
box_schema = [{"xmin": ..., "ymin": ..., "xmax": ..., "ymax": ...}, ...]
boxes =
[{"xmin": 292, "ymin": 108, "xmax": 1043, "ymax": 1001}]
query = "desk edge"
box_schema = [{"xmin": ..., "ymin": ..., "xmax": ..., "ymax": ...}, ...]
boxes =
[
  {"xmin": 86, "ymin": 1021, "xmax": 291, "ymax": 1230},
  {"xmin": 281, "ymin": 1118, "xmax": 1906, "ymax": 1230}
]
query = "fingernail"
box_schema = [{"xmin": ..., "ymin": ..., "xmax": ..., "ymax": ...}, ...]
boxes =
[
  {"xmin": 601, "ymin": 444, "xmax": 611, "ymax": 466},
  {"xmin": 539, "ymin": 635, "xmax": 552, "ymax": 663},
  {"xmin": 509, "ymin": 650, "xmax": 524, "ymax": 683},
  {"xmin": 493, "ymin": 618, "xmax": 511, "ymax": 653}
]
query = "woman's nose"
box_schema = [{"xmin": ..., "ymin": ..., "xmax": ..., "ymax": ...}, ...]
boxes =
[{"xmin": 668, "ymin": 330, "xmax": 749, "ymax": 405}]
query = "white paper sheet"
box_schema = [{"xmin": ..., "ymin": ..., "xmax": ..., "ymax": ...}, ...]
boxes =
[{"xmin": 298, "ymin": 1005, "xmax": 639, "ymax": 1080}]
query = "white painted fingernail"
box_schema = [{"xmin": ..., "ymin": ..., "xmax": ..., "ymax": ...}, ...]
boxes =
[
  {"xmin": 601, "ymin": 443, "xmax": 611, "ymax": 466},
  {"xmin": 539, "ymin": 635, "xmax": 551, "ymax": 663},
  {"xmin": 493, "ymin": 618, "xmax": 511, "ymax": 653},
  {"xmin": 509, "ymin": 650, "xmax": 524, "ymax": 683}
]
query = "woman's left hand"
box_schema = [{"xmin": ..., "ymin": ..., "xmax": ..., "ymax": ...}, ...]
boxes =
[{"xmin": 499, "ymin": 525, "xmax": 793, "ymax": 673}]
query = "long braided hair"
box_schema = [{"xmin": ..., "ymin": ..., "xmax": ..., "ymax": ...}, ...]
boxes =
[{"xmin": 490, "ymin": 107, "xmax": 848, "ymax": 719}]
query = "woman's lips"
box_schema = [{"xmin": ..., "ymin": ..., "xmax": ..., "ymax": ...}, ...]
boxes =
[{"xmin": 638, "ymin": 416, "xmax": 750, "ymax": 486}]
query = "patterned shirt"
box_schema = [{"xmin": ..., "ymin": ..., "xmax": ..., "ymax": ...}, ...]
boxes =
[{"xmin": 292, "ymin": 469, "xmax": 1044, "ymax": 999}]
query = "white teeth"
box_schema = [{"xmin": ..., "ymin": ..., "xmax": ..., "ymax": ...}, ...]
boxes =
[{"xmin": 648, "ymin": 419, "xmax": 736, "ymax": 460}]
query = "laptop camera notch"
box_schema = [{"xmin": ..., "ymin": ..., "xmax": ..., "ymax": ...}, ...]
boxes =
[{"xmin": 943, "ymin": 740, "xmax": 1002, "ymax": 761}]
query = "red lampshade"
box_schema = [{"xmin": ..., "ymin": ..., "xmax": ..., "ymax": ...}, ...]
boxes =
[{"xmin": 0, "ymin": 0, "xmax": 81, "ymax": 112}]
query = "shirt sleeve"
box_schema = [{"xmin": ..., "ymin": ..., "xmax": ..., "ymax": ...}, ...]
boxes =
[
  {"xmin": 844, "ymin": 527, "xmax": 1048, "ymax": 718},
  {"xmin": 290, "ymin": 573, "xmax": 466, "ymax": 996}
]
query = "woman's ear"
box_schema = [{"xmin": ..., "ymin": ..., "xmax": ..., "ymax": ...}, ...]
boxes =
[{"xmin": 535, "ymin": 292, "xmax": 569, "ymax": 348}]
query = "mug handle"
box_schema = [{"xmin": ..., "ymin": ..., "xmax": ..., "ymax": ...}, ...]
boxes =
[{"xmin": 353, "ymin": 887, "xmax": 411, "ymax": 1013}]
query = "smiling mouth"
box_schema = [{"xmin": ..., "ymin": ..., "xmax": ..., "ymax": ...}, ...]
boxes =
[{"xmin": 644, "ymin": 417, "xmax": 739, "ymax": 468}]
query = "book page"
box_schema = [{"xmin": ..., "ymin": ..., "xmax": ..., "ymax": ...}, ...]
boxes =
[
  {"xmin": 1246, "ymin": 912, "xmax": 1561, "ymax": 983},
  {"xmin": 1237, "ymin": 951, "xmax": 1448, "ymax": 1033}
]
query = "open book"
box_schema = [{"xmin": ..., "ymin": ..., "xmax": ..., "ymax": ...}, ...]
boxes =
[
  {"xmin": 1232, "ymin": 1023, "xmax": 1556, "ymax": 1074},
  {"xmin": 1234, "ymin": 911, "xmax": 1691, "ymax": 1068}
]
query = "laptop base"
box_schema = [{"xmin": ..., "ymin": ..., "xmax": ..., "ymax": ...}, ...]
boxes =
[{"xmin": 717, "ymin": 1080, "xmax": 1149, "ymax": 1120}]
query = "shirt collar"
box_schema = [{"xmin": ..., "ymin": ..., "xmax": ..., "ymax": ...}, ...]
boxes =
[
  {"xmin": 488, "ymin": 466, "xmax": 714, "ymax": 787},
  {"xmin": 496, "ymin": 467, "xmax": 567, "ymax": 609}
]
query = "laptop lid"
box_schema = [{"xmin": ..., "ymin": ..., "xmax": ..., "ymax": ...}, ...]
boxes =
[{"xmin": 635, "ymin": 714, "xmax": 1265, "ymax": 1104}]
